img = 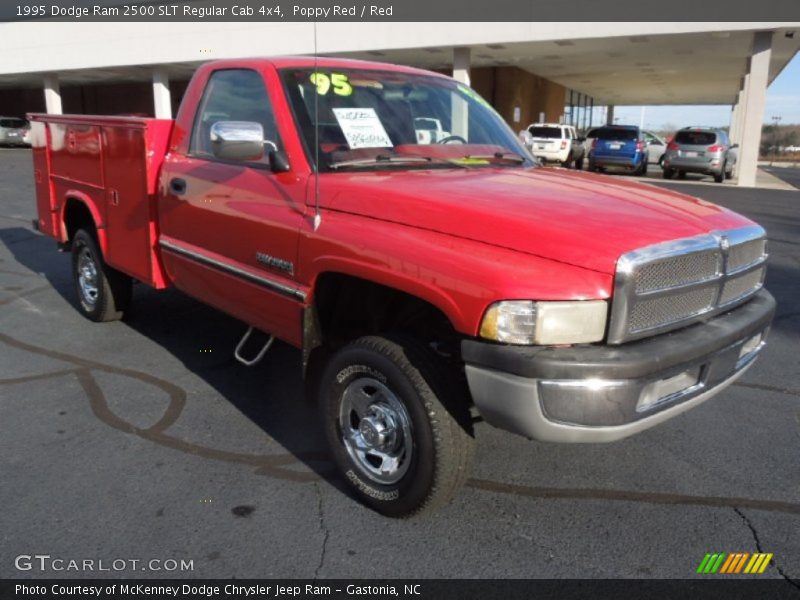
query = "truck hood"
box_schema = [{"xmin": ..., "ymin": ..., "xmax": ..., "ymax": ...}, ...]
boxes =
[{"xmin": 322, "ymin": 167, "xmax": 753, "ymax": 274}]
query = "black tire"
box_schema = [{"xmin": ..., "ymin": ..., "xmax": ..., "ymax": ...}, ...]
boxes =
[
  {"xmin": 71, "ymin": 229, "xmax": 132, "ymax": 322},
  {"xmin": 561, "ymin": 154, "xmax": 573, "ymax": 168},
  {"xmin": 677, "ymin": 170, "xmax": 687, "ymax": 180},
  {"xmin": 658, "ymin": 155, "xmax": 665, "ymax": 168},
  {"xmin": 574, "ymin": 156, "xmax": 584, "ymax": 170},
  {"xmin": 320, "ymin": 335, "xmax": 475, "ymax": 517},
  {"xmin": 662, "ymin": 168, "xmax": 675, "ymax": 179},
  {"xmin": 713, "ymin": 168, "xmax": 724, "ymax": 183}
]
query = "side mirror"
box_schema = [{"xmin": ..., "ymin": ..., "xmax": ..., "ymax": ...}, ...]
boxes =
[
  {"xmin": 731, "ymin": 143, "xmax": 739, "ymax": 149},
  {"xmin": 210, "ymin": 121, "xmax": 265, "ymax": 162}
]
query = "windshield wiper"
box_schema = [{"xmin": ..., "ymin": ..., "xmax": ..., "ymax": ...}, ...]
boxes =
[
  {"xmin": 329, "ymin": 154, "xmax": 466, "ymax": 170},
  {"xmin": 460, "ymin": 151, "xmax": 527, "ymax": 164}
]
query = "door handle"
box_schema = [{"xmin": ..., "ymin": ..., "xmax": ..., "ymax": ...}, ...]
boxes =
[{"xmin": 169, "ymin": 178, "xmax": 187, "ymax": 196}]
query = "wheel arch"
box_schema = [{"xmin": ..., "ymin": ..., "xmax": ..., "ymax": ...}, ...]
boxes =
[
  {"xmin": 61, "ymin": 192, "xmax": 107, "ymax": 254},
  {"xmin": 302, "ymin": 266, "xmax": 466, "ymax": 375}
]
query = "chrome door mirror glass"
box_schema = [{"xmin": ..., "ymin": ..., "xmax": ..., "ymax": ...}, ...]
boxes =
[{"xmin": 210, "ymin": 121, "xmax": 265, "ymax": 162}]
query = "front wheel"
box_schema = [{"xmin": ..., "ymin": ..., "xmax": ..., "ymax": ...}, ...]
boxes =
[
  {"xmin": 320, "ymin": 335, "xmax": 475, "ymax": 517},
  {"xmin": 71, "ymin": 229, "xmax": 132, "ymax": 322}
]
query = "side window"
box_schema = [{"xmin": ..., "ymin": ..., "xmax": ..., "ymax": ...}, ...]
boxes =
[{"xmin": 190, "ymin": 69, "xmax": 281, "ymax": 161}]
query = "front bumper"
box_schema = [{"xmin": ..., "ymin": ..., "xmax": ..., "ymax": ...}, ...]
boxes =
[{"xmin": 462, "ymin": 290, "xmax": 775, "ymax": 443}]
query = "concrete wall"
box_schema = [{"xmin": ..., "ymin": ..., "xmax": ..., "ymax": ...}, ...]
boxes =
[
  {"xmin": 0, "ymin": 87, "xmax": 45, "ymax": 117},
  {"xmin": 472, "ymin": 66, "xmax": 566, "ymax": 129},
  {"xmin": 0, "ymin": 80, "xmax": 191, "ymax": 117}
]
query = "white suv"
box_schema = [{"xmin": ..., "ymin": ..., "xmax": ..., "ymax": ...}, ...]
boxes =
[{"xmin": 523, "ymin": 123, "xmax": 585, "ymax": 169}]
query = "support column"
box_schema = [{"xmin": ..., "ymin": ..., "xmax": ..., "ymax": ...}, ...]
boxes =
[
  {"xmin": 606, "ymin": 105, "xmax": 615, "ymax": 125},
  {"xmin": 451, "ymin": 47, "xmax": 470, "ymax": 139},
  {"xmin": 731, "ymin": 70, "xmax": 749, "ymax": 148},
  {"xmin": 729, "ymin": 93, "xmax": 741, "ymax": 145},
  {"xmin": 43, "ymin": 74, "xmax": 62, "ymax": 114},
  {"xmin": 152, "ymin": 69, "xmax": 172, "ymax": 119},
  {"xmin": 452, "ymin": 47, "xmax": 471, "ymax": 86},
  {"xmin": 737, "ymin": 32, "xmax": 772, "ymax": 187}
]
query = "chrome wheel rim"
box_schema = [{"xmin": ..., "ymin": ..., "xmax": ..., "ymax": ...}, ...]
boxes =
[
  {"xmin": 77, "ymin": 246, "xmax": 99, "ymax": 308},
  {"xmin": 339, "ymin": 377, "xmax": 413, "ymax": 485}
]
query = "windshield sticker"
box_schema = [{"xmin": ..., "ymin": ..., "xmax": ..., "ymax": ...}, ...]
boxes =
[
  {"xmin": 449, "ymin": 157, "xmax": 490, "ymax": 165},
  {"xmin": 332, "ymin": 108, "xmax": 393, "ymax": 149},
  {"xmin": 310, "ymin": 72, "xmax": 353, "ymax": 96},
  {"xmin": 457, "ymin": 84, "xmax": 492, "ymax": 108}
]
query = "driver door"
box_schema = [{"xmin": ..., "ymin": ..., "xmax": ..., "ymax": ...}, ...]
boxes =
[{"xmin": 158, "ymin": 68, "xmax": 307, "ymax": 345}]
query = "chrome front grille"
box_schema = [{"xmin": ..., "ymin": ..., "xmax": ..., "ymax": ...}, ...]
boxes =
[
  {"xmin": 634, "ymin": 249, "xmax": 721, "ymax": 293},
  {"xmin": 608, "ymin": 225, "xmax": 767, "ymax": 344}
]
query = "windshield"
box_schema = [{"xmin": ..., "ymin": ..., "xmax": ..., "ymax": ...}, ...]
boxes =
[
  {"xmin": 280, "ymin": 67, "xmax": 533, "ymax": 172},
  {"xmin": 529, "ymin": 126, "xmax": 562, "ymax": 139},
  {"xmin": 594, "ymin": 128, "xmax": 638, "ymax": 141}
]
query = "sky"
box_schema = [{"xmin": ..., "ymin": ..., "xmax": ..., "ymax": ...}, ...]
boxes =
[{"xmin": 611, "ymin": 52, "xmax": 800, "ymax": 130}]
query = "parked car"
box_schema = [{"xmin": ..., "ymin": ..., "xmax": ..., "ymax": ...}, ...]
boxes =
[
  {"xmin": 0, "ymin": 116, "xmax": 31, "ymax": 146},
  {"xmin": 414, "ymin": 117, "xmax": 450, "ymax": 144},
  {"xmin": 524, "ymin": 123, "xmax": 585, "ymax": 169},
  {"xmin": 643, "ymin": 130, "xmax": 668, "ymax": 166},
  {"xmin": 29, "ymin": 58, "xmax": 774, "ymax": 517},
  {"xmin": 662, "ymin": 127, "xmax": 737, "ymax": 183},
  {"xmin": 588, "ymin": 125, "xmax": 648, "ymax": 175}
]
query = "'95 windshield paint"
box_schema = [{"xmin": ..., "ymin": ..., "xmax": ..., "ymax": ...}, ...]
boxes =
[{"xmin": 280, "ymin": 68, "xmax": 533, "ymax": 172}]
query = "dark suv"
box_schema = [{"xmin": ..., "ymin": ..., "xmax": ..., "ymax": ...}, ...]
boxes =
[
  {"xmin": 588, "ymin": 125, "xmax": 648, "ymax": 176},
  {"xmin": 662, "ymin": 127, "xmax": 737, "ymax": 183}
]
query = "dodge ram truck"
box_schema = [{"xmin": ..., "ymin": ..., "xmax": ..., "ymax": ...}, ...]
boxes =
[{"xmin": 29, "ymin": 57, "xmax": 775, "ymax": 517}]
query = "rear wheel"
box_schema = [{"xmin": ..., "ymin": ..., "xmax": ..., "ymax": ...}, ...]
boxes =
[
  {"xmin": 320, "ymin": 335, "xmax": 475, "ymax": 517},
  {"xmin": 677, "ymin": 170, "xmax": 687, "ymax": 180},
  {"xmin": 561, "ymin": 154, "xmax": 573, "ymax": 168},
  {"xmin": 663, "ymin": 168, "xmax": 675, "ymax": 179},
  {"xmin": 71, "ymin": 229, "xmax": 132, "ymax": 322}
]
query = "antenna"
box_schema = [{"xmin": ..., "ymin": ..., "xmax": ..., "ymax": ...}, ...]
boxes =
[{"xmin": 312, "ymin": 19, "xmax": 322, "ymax": 232}]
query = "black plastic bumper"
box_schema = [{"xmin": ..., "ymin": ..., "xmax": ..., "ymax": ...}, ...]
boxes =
[{"xmin": 461, "ymin": 290, "xmax": 775, "ymax": 441}]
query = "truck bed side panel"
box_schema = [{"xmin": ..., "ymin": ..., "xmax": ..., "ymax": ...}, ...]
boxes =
[
  {"xmin": 30, "ymin": 121, "xmax": 58, "ymax": 237},
  {"xmin": 28, "ymin": 114, "xmax": 173, "ymax": 289}
]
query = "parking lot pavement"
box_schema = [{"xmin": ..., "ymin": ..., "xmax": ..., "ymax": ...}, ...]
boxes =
[
  {"xmin": 1, "ymin": 147, "xmax": 799, "ymax": 583},
  {"xmin": 598, "ymin": 165, "xmax": 798, "ymax": 191},
  {"xmin": 761, "ymin": 166, "xmax": 800, "ymax": 190}
]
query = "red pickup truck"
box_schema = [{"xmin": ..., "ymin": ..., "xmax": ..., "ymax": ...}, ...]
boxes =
[{"xmin": 30, "ymin": 57, "xmax": 775, "ymax": 516}]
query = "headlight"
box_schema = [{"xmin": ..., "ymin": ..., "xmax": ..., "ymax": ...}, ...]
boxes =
[{"xmin": 479, "ymin": 300, "xmax": 608, "ymax": 345}]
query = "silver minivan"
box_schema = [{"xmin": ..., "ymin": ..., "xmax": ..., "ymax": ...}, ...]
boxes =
[{"xmin": 662, "ymin": 127, "xmax": 737, "ymax": 183}]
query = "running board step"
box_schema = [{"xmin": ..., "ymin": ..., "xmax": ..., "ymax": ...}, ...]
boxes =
[{"xmin": 234, "ymin": 326, "xmax": 274, "ymax": 367}]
